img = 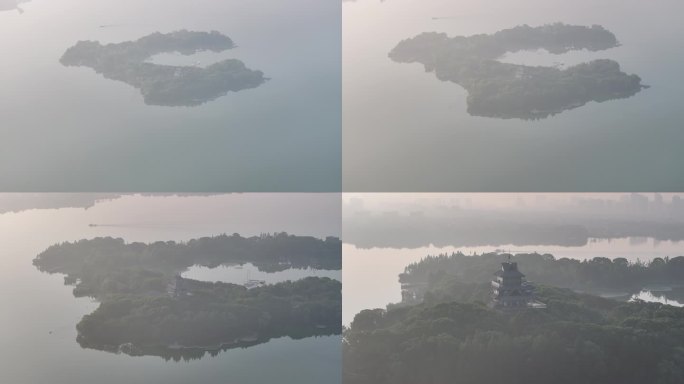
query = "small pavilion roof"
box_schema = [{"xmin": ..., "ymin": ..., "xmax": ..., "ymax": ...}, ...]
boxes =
[{"xmin": 494, "ymin": 262, "xmax": 525, "ymax": 278}]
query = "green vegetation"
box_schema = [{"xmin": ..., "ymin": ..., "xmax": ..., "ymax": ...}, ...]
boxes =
[
  {"xmin": 33, "ymin": 233, "xmax": 341, "ymax": 359},
  {"xmin": 60, "ymin": 30, "xmax": 265, "ymax": 106},
  {"xmin": 344, "ymin": 286, "xmax": 684, "ymax": 384},
  {"xmin": 78, "ymin": 277, "xmax": 341, "ymax": 361},
  {"xmin": 34, "ymin": 233, "xmax": 341, "ymax": 299},
  {"xmin": 346, "ymin": 251, "xmax": 684, "ymax": 382},
  {"xmin": 399, "ymin": 252, "xmax": 684, "ymax": 304},
  {"xmin": 389, "ymin": 23, "xmax": 646, "ymax": 119}
]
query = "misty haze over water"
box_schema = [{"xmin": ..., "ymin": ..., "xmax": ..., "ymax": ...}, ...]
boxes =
[
  {"xmin": 343, "ymin": 0, "xmax": 684, "ymax": 191},
  {"xmin": 0, "ymin": 0, "xmax": 340, "ymax": 191},
  {"xmin": 342, "ymin": 193, "xmax": 684, "ymax": 324},
  {"xmin": 0, "ymin": 194, "xmax": 341, "ymax": 384}
]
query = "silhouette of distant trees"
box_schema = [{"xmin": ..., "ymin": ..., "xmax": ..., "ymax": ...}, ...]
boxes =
[
  {"xmin": 34, "ymin": 233, "xmax": 341, "ymax": 299},
  {"xmin": 399, "ymin": 252, "xmax": 684, "ymax": 303}
]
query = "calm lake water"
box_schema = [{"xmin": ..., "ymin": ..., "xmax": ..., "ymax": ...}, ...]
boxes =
[
  {"xmin": 0, "ymin": 194, "xmax": 341, "ymax": 384},
  {"xmin": 343, "ymin": 0, "xmax": 684, "ymax": 191},
  {"xmin": 183, "ymin": 263, "xmax": 341, "ymax": 285},
  {"xmin": 343, "ymin": 238, "xmax": 684, "ymax": 324},
  {"xmin": 0, "ymin": 0, "xmax": 340, "ymax": 191}
]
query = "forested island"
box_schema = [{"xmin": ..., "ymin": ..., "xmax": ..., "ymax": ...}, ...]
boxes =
[
  {"xmin": 344, "ymin": 286, "xmax": 684, "ymax": 384},
  {"xmin": 399, "ymin": 252, "xmax": 684, "ymax": 305},
  {"xmin": 344, "ymin": 251, "xmax": 684, "ymax": 383},
  {"xmin": 33, "ymin": 234, "xmax": 341, "ymax": 359},
  {"xmin": 389, "ymin": 23, "xmax": 646, "ymax": 119},
  {"xmin": 60, "ymin": 30, "xmax": 265, "ymax": 106},
  {"xmin": 78, "ymin": 276, "xmax": 340, "ymax": 360}
]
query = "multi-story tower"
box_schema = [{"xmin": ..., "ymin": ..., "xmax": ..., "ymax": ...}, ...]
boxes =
[{"xmin": 491, "ymin": 259, "xmax": 534, "ymax": 309}]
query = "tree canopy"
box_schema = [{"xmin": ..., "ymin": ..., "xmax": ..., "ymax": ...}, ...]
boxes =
[
  {"xmin": 399, "ymin": 252, "xmax": 684, "ymax": 305},
  {"xmin": 345, "ymin": 286, "xmax": 684, "ymax": 384},
  {"xmin": 60, "ymin": 30, "xmax": 265, "ymax": 106},
  {"xmin": 33, "ymin": 233, "xmax": 341, "ymax": 359},
  {"xmin": 389, "ymin": 23, "xmax": 646, "ymax": 119}
]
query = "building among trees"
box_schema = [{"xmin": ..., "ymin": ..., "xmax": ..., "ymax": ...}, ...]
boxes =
[{"xmin": 491, "ymin": 257, "xmax": 545, "ymax": 309}]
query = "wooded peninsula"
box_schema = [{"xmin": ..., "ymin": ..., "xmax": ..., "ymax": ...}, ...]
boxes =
[{"xmin": 33, "ymin": 233, "xmax": 341, "ymax": 360}]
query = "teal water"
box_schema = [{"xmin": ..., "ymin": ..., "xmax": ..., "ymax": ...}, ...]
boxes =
[
  {"xmin": 0, "ymin": 194, "xmax": 341, "ymax": 384},
  {"xmin": 0, "ymin": 0, "xmax": 341, "ymax": 191},
  {"xmin": 343, "ymin": 0, "xmax": 684, "ymax": 191}
]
